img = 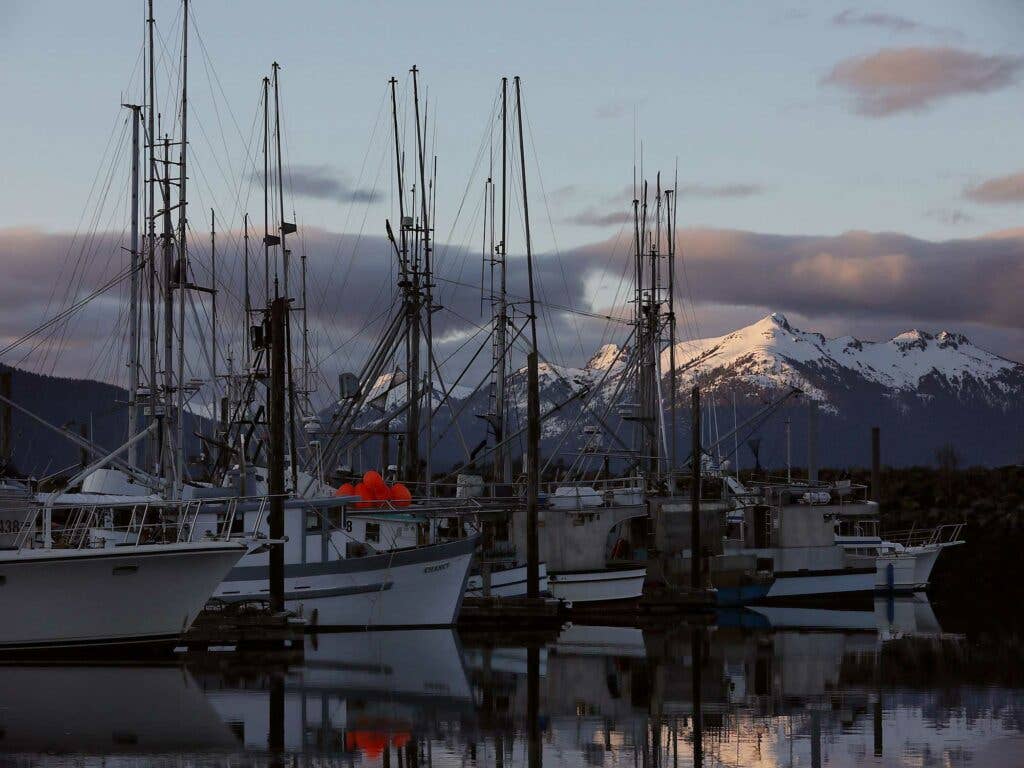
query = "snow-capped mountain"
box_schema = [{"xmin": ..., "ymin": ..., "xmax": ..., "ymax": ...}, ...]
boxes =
[
  {"xmin": 444, "ymin": 313, "xmax": 1024, "ymax": 468},
  {"xmin": 659, "ymin": 312, "xmax": 1023, "ymax": 413},
  {"xmin": 323, "ymin": 313, "xmax": 1023, "ymax": 470}
]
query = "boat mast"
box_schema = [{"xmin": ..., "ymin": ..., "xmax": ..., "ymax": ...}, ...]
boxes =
[
  {"xmin": 649, "ymin": 176, "xmax": 662, "ymax": 481},
  {"xmin": 390, "ymin": 76, "xmax": 420, "ymax": 487},
  {"xmin": 160, "ymin": 133, "xmax": 174, "ymax": 491},
  {"xmin": 262, "ymin": 76, "xmax": 271, "ymax": 305},
  {"xmin": 210, "ymin": 208, "xmax": 217, "ymax": 391},
  {"xmin": 174, "ymin": 0, "xmax": 189, "ymax": 498},
  {"xmin": 126, "ymin": 104, "xmax": 142, "ymax": 469},
  {"xmin": 514, "ymin": 76, "xmax": 540, "ymax": 599},
  {"xmin": 300, "ymin": 236, "xmax": 310, "ymax": 399},
  {"xmin": 146, "ymin": 0, "xmax": 158, "ymax": 474},
  {"xmin": 271, "ymin": 62, "xmax": 299, "ymax": 489},
  {"xmin": 494, "ymin": 77, "xmax": 511, "ymax": 484},
  {"xmin": 666, "ymin": 186, "xmax": 678, "ymax": 493},
  {"xmin": 243, "ymin": 212, "xmax": 251, "ymax": 370},
  {"xmin": 631, "ymin": 195, "xmax": 642, "ymax": 472},
  {"xmin": 411, "ymin": 66, "xmax": 433, "ymax": 496},
  {"xmin": 273, "ymin": 63, "xmax": 290, "ymax": 298}
]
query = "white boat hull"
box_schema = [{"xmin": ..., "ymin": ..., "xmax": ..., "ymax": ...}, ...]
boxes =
[
  {"xmin": 845, "ymin": 552, "xmax": 921, "ymax": 591},
  {"xmin": 0, "ymin": 541, "xmax": 246, "ymax": 649},
  {"xmin": 215, "ymin": 537, "xmax": 476, "ymax": 627},
  {"xmin": 908, "ymin": 545, "xmax": 944, "ymax": 589},
  {"xmin": 766, "ymin": 568, "xmax": 875, "ymax": 599},
  {"xmin": 717, "ymin": 567, "xmax": 876, "ymax": 605},
  {"xmin": 547, "ymin": 567, "xmax": 646, "ymax": 604},
  {"xmin": 465, "ymin": 562, "xmax": 549, "ymax": 598}
]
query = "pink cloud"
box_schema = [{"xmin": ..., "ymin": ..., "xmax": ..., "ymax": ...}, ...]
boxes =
[
  {"xmin": 964, "ymin": 171, "xmax": 1024, "ymax": 204},
  {"xmin": 791, "ymin": 251, "xmax": 909, "ymax": 290},
  {"xmin": 823, "ymin": 47, "xmax": 1024, "ymax": 116}
]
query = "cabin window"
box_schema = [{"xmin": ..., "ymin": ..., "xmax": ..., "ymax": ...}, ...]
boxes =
[
  {"xmin": 112, "ymin": 565, "xmax": 138, "ymax": 576},
  {"xmin": 0, "ymin": 575, "xmax": 5, "ymax": 585},
  {"xmin": 365, "ymin": 522, "xmax": 380, "ymax": 543},
  {"xmin": 755, "ymin": 557, "xmax": 773, "ymax": 574}
]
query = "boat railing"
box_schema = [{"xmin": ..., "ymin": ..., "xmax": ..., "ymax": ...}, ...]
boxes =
[
  {"xmin": 883, "ymin": 522, "xmax": 966, "ymax": 548},
  {"xmin": 755, "ymin": 480, "xmax": 872, "ymax": 508},
  {"xmin": 11, "ymin": 494, "xmax": 286, "ymax": 550},
  {"xmin": 541, "ymin": 476, "xmax": 646, "ymax": 494}
]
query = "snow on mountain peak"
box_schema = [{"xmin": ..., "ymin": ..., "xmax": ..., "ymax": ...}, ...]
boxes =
[
  {"xmin": 657, "ymin": 313, "xmax": 1019, "ymax": 404},
  {"xmin": 586, "ymin": 343, "xmax": 623, "ymax": 371}
]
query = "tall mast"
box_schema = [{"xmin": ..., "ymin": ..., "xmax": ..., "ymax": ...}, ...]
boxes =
[
  {"xmin": 174, "ymin": 0, "xmax": 189, "ymax": 498},
  {"xmin": 272, "ymin": 62, "xmax": 299, "ymax": 489},
  {"xmin": 493, "ymin": 77, "xmax": 511, "ymax": 484},
  {"xmin": 666, "ymin": 187, "xmax": 678, "ymax": 491},
  {"xmin": 262, "ymin": 76, "xmax": 271, "ymax": 303},
  {"xmin": 390, "ymin": 75, "xmax": 419, "ymax": 486},
  {"xmin": 126, "ymin": 104, "xmax": 142, "ymax": 469},
  {"xmin": 388, "ymin": 78, "xmax": 408, "ymax": 274},
  {"xmin": 648, "ymin": 177, "xmax": 660, "ymax": 479},
  {"xmin": 146, "ymin": 0, "xmax": 158, "ymax": 473},
  {"xmin": 210, "ymin": 208, "xmax": 217, "ymax": 388},
  {"xmin": 514, "ymin": 76, "xmax": 540, "ymax": 598},
  {"xmin": 161, "ymin": 135, "xmax": 174, "ymax": 491},
  {"xmin": 631, "ymin": 196, "xmax": 642, "ymax": 468},
  {"xmin": 243, "ymin": 212, "xmax": 251, "ymax": 369},
  {"xmin": 411, "ymin": 66, "xmax": 433, "ymax": 495},
  {"xmin": 272, "ymin": 62, "xmax": 291, "ymax": 299},
  {"xmin": 300, "ymin": 237, "xmax": 309, "ymax": 397}
]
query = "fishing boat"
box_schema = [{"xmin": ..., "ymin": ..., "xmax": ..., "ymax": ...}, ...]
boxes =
[
  {"xmin": 0, "ymin": 495, "xmax": 246, "ymax": 651},
  {"xmin": 194, "ymin": 473, "xmax": 478, "ymax": 628},
  {"xmin": 834, "ymin": 502, "xmax": 965, "ymax": 592},
  {"xmin": 707, "ymin": 477, "xmax": 877, "ymax": 605},
  {"xmin": 524, "ymin": 479, "xmax": 648, "ymax": 604}
]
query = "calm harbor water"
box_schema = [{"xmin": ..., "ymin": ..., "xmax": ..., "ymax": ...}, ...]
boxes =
[{"xmin": 2, "ymin": 594, "xmax": 1022, "ymax": 767}]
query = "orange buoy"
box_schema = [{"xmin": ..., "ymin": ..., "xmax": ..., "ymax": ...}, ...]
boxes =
[
  {"xmin": 354, "ymin": 482, "xmax": 374, "ymax": 509},
  {"xmin": 334, "ymin": 482, "xmax": 355, "ymax": 497},
  {"xmin": 391, "ymin": 483, "xmax": 412, "ymax": 507},
  {"xmin": 347, "ymin": 731, "xmax": 388, "ymax": 759}
]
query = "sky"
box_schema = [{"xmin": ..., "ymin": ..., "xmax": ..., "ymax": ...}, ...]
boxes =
[{"xmin": 0, "ymin": 0, "xmax": 1022, "ymax": 393}]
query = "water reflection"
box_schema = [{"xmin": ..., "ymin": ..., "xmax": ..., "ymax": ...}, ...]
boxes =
[{"xmin": 2, "ymin": 595, "xmax": 1023, "ymax": 766}]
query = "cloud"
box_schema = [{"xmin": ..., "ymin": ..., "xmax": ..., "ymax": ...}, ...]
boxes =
[
  {"xmin": 964, "ymin": 171, "xmax": 1024, "ymax": 204},
  {"xmin": 676, "ymin": 183, "xmax": 764, "ymax": 199},
  {"xmin": 832, "ymin": 10, "xmax": 963, "ymax": 40},
  {"xmin": 2, "ymin": 225, "xmax": 1024, "ymax": 394},
  {"xmin": 822, "ymin": 47, "xmax": 1024, "ymax": 116},
  {"xmin": 253, "ymin": 164, "xmax": 381, "ymax": 204},
  {"xmin": 651, "ymin": 228, "xmax": 1024, "ymax": 332},
  {"xmin": 925, "ymin": 207, "xmax": 975, "ymax": 225},
  {"xmin": 565, "ymin": 207, "xmax": 632, "ymax": 227},
  {"xmin": 791, "ymin": 251, "xmax": 909, "ymax": 289}
]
